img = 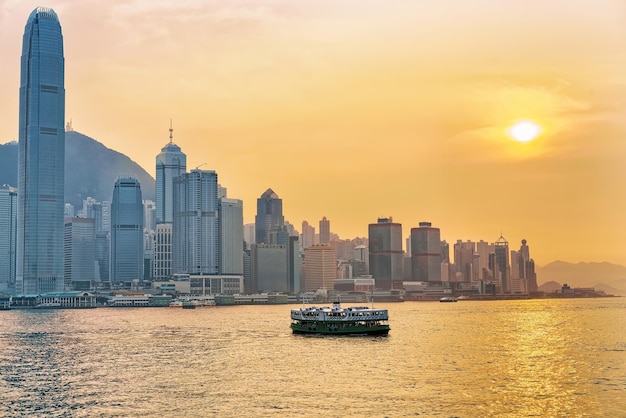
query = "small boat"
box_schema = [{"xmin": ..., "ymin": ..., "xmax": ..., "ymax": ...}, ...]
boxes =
[
  {"xmin": 439, "ymin": 297, "xmax": 457, "ymax": 303},
  {"xmin": 290, "ymin": 302, "xmax": 390, "ymax": 336}
]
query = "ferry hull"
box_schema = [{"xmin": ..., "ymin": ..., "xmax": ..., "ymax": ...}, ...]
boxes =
[{"xmin": 291, "ymin": 323, "xmax": 390, "ymax": 336}]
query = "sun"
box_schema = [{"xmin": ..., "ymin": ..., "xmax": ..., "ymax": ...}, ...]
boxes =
[{"xmin": 508, "ymin": 121, "xmax": 541, "ymax": 142}]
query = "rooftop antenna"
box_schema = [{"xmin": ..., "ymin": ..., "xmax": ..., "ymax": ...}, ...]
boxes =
[
  {"xmin": 169, "ymin": 119, "xmax": 173, "ymax": 144},
  {"xmin": 195, "ymin": 163, "xmax": 207, "ymax": 170}
]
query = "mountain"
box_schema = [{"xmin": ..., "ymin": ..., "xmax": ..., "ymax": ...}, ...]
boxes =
[
  {"xmin": 537, "ymin": 261, "xmax": 626, "ymax": 296},
  {"xmin": 0, "ymin": 131, "xmax": 155, "ymax": 208}
]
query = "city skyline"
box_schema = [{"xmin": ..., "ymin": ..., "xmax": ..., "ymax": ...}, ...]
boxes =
[{"xmin": 1, "ymin": 1, "xmax": 624, "ymax": 267}]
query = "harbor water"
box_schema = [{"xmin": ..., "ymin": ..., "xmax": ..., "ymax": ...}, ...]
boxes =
[{"xmin": 0, "ymin": 298, "xmax": 624, "ymax": 417}]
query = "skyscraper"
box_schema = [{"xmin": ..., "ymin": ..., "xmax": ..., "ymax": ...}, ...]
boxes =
[
  {"xmin": 255, "ymin": 188, "xmax": 284, "ymax": 245},
  {"xmin": 155, "ymin": 123, "xmax": 186, "ymax": 224},
  {"xmin": 172, "ymin": 170, "xmax": 219, "ymax": 275},
  {"xmin": 411, "ymin": 222, "xmax": 442, "ymax": 283},
  {"xmin": 319, "ymin": 217, "xmax": 330, "ymax": 244},
  {"xmin": 0, "ymin": 185, "xmax": 18, "ymax": 294},
  {"xmin": 16, "ymin": 7, "xmax": 65, "ymax": 294},
  {"xmin": 494, "ymin": 235, "xmax": 510, "ymax": 293},
  {"xmin": 303, "ymin": 244, "xmax": 337, "ymax": 292},
  {"xmin": 219, "ymin": 198, "xmax": 244, "ymax": 275},
  {"xmin": 110, "ymin": 177, "xmax": 144, "ymax": 283},
  {"xmin": 63, "ymin": 217, "xmax": 95, "ymax": 290},
  {"xmin": 368, "ymin": 217, "xmax": 403, "ymax": 290}
]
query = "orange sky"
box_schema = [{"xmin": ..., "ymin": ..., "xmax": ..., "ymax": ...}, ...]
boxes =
[{"xmin": 1, "ymin": 1, "xmax": 625, "ymax": 266}]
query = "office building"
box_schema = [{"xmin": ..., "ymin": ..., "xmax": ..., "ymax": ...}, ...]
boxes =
[
  {"xmin": 368, "ymin": 217, "xmax": 403, "ymax": 290},
  {"xmin": 255, "ymin": 188, "xmax": 284, "ymax": 244},
  {"xmin": 303, "ymin": 244, "xmax": 337, "ymax": 292},
  {"xmin": 219, "ymin": 198, "xmax": 244, "ymax": 275},
  {"xmin": 64, "ymin": 217, "xmax": 95, "ymax": 290},
  {"xmin": 172, "ymin": 170, "xmax": 219, "ymax": 275},
  {"xmin": 411, "ymin": 222, "xmax": 442, "ymax": 283},
  {"xmin": 16, "ymin": 7, "xmax": 66, "ymax": 294},
  {"xmin": 155, "ymin": 124, "xmax": 186, "ymax": 224},
  {"xmin": 110, "ymin": 177, "xmax": 144, "ymax": 283},
  {"xmin": 0, "ymin": 185, "xmax": 18, "ymax": 294},
  {"xmin": 494, "ymin": 235, "xmax": 510, "ymax": 293},
  {"xmin": 250, "ymin": 244, "xmax": 289, "ymax": 292}
]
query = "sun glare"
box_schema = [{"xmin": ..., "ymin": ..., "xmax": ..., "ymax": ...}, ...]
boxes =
[{"xmin": 509, "ymin": 121, "xmax": 541, "ymax": 142}]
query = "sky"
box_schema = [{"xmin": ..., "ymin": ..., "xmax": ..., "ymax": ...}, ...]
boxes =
[{"xmin": 1, "ymin": 0, "xmax": 625, "ymax": 266}]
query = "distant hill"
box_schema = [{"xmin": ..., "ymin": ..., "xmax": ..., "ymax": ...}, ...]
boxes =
[
  {"xmin": 537, "ymin": 261, "xmax": 626, "ymax": 296},
  {"xmin": 0, "ymin": 131, "xmax": 155, "ymax": 208}
]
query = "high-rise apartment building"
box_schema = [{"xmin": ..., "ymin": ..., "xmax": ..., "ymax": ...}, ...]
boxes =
[
  {"xmin": 0, "ymin": 185, "xmax": 18, "ymax": 294},
  {"xmin": 173, "ymin": 170, "xmax": 219, "ymax": 275},
  {"xmin": 255, "ymin": 189, "xmax": 284, "ymax": 244},
  {"xmin": 16, "ymin": 7, "xmax": 66, "ymax": 294},
  {"xmin": 411, "ymin": 222, "xmax": 442, "ymax": 283},
  {"xmin": 319, "ymin": 217, "xmax": 330, "ymax": 244},
  {"xmin": 64, "ymin": 217, "xmax": 95, "ymax": 289},
  {"xmin": 110, "ymin": 177, "xmax": 144, "ymax": 283},
  {"xmin": 368, "ymin": 217, "xmax": 403, "ymax": 290},
  {"xmin": 219, "ymin": 198, "xmax": 244, "ymax": 275},
  {"xmin": 155, "ymin": 124, "xmax": 186, "ymax": 224},
  {"xmin": 300, "ymin": 221, "xmax": 316, "ymax": 251}
]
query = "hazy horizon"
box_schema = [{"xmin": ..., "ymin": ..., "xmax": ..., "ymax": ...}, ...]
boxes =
[{"xmin": 1, "ymin": 1, "xmax": 624, "ymax": 267}]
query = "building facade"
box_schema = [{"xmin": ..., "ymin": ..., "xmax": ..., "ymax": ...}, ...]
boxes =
[
  {"xmin": 303, "ymin": 244, "xmax": 337, "ymax": 292},
  {"xmin": 172, "ymin": 170, "xmax": 219, "ymax": 275},
  {"xmin": 110, "ymin": 177, "xmax": 144, "ymax": 283},
  {"xmin": 255, "ymin": 188, "xmax": 284, "ymax": 245},
  {"xmin": 411, "ymin": 222, "xmax": 442, "ymax": 283},
  {"xmin": 0, "ymin": 185, "xmax": 18, "ymax": 294},
  {"xmin": 63, "ymin": 217, "xmax": 95, "ymax": 289},
  {"xmin": 219, "ymin": 198, "xmax": 244, "ymax": 275},
  {"xmin": 17, "ymin": 7, "xmax": 66, "ymax": 294},
  {"xmin": 319, "ymin": 217, "xmax": 330, "ymax": 245},
  {"xmin": 155, "ymin": 125, "xmax": 186, "ymax": 224},
  {"xmin": 368, "ymin": 217, "xmax": 403, "ymax": 290}
]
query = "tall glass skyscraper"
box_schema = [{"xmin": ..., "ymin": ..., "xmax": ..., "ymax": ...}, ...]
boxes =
[
  {"xmin": 172, "ymin": 170, "xmax": 219, "ymax": 275},
  {"xmin": 155, "ymin": 124, "xmax": 186, "ymax": 224},
  {"xmin": 16, "ymin": 8, "xmax": 65, "ymax": 294},
  {"xmin": 110, "ymin": 177, "xmax": 144, "ymax": 283}
]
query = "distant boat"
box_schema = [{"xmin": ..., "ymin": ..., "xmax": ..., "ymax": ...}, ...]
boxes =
[
  {"xmin": 290, "ymin": 302, "xmax": 390, "ymax": 336},
  {"xmin": 439, "ymin": 297, "xmax": 457, "ymax": 303}
]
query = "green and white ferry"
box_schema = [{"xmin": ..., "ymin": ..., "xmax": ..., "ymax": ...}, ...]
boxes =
[{"xmin": 290, "ymin": 302, "xmax": 390, "ymax": 336}]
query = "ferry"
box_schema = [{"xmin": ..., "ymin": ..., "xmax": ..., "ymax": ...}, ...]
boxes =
[{"xmin": 290, "ymin": 302, "xmax": 390, "ymax": 336}]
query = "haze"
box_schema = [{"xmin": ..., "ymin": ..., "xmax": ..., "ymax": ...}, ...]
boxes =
[{"xmin": 0, "ymin": 0, "xmax": 624, "ymax": 266}]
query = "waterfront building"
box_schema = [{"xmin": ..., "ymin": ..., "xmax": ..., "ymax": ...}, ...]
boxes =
[
  {"xmin": 153, "ymin": 223, "xmax": 172, "ymax": 281},
  {"xmin": 0, "ymin": 185, "xmax": 18, "ymax": 294},
  {"xmin": 303, "ymin": 244, "xmax": 337, "ymax": 292},
  {"xmin": 63, "ymin": 217, "xmax": 95, "ymax": 290},
  {"xmin": 250, "ymin": 244, "xmax": 289, "ymax": 293},
  {"xmin": 155, "ymin": 123, "xmax": 186, "ymax": 224},
  {"xmin": 16, "ymin": 7, "xmax": 66, "ymax": 294},
  {"xmin": 319, "ymin": 217, "xmax": 330, "ymax": 244},
  {"xmin": 368, "ymin": 217, "xmax": 403, "ymax": 290},
  {"xmin": 219, "ymin": 198, "xmax": 244, "ymax": 275},
  {"xmin": 255, "ymin": 188, "xmax": 284, "ymax": 245},
  {"xmin": 110, "ymin": 177, "xmax": 144, "ymax": 283},
  {"xmin": 411, "ymin": 222, "xmax": 442, "ymax": 283},
  {"xmin": 172, "ymin": 170, "xmax": 219, "ymax": 275}
]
